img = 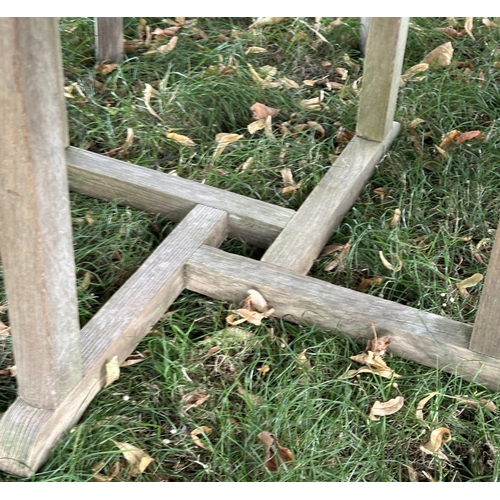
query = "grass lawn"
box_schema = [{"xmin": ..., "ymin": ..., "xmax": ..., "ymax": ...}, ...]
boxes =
[{"xmin": 1, "ymin": 16, "xmax": 500, "ymax": 482}]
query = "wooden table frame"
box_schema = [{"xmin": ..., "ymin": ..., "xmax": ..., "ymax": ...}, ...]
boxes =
[{"xmin": 1, "ymin": 17, "xmax": 499, "ymax": 477}]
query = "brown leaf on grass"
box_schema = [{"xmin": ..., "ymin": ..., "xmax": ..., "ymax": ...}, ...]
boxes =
[
  {"xmin": 120, "ymin": 352, "xmax": 146, "ymax": 367},
  {"xmin": 92, "ymin": 461, "xmax": 121, "ymax": 482},
  {"xmin": 357, "ymin": 277, "xmax": 384, "ymax": 292},
  {"xmin": 103, "ymin": 128, "xmax": 135, "ymax": 157},
  {"xmin": 181, "ymin": 391, "xmax": 210, "ymax": 414},
  {"xmin": 246, "ymin": 46, "xmax": 268, "ymax": 54},
  {"xmin": 440, "ymin": 129, "xmax": 461, "ymax": 148},
  {"xmin": 320, "ymin": 243, "xmax": 346, "ymax": 257},
  {"xmin": 366, "ymin": 328, "xmax": 391, "ymax": 357},
  {"xmin": 482, "ymin": 18, "xmax": 499, "ymax": 28},
  {"xmin": 104, "ymin": 356, "xmax": 120, "ymax": 387},
  {"xmin": 152, "ymin": 26, "xmax": 180, "ymax": 39},
  {"xmin": 389, "ymin": 208, "xmax": 402, "ymax": 228},
  {"xmin": 369, "ymin": 396, "xmax": 404, "ymax": 421},
  {"xmin": 409, "ymin": 118, "xmax": 425, "ymax": 129},
  {"xmin": 166, "ymin": 132, "xmax": 196, "ymax": 147},
  {"xmin": 258, "ymin": 364, "xmax": 270, "ymax": 374},
  {"xmin": 420, "ymin": 428, "xmax": 451, "ymax": 460},
  {"xmin": 423, "ymin": 42, "xmax": 453, "ymax": 67},
  {"xmin": 0, "ymin": 321, "xmax": 10, "ymax": 340},
  {"xmin": 230, "ymin": 308, "xmax": 274, "ymax": 326},
  {"xmin": 157, "ymin": 36, "xmax": 178, "ymax": 53},
  {"xmin": 191, "ymin": 426, "xmax": 212, "ymax": 450},
  {"xmin": 143, "ymin": 83, "xmax": 162, "ymax": 121},
  {"xmin": 379, "ymin": 251, "xmax": 403, "ymax": 272},
  {"xmin": 237, "ymin": 386, "xmax": 263, "ymax": 406},
  {"xmin": 249, "ymin": 17, "xmax": 286, "ymax": 29},
  {"xmin": 96, "ymin": 63, "xmax": 118, "ymax": 75},
  {"xmin": 456, "ymin": 273, "xmax": 483, "ymax": 297},
  {"xmin": 250, "ymin": 102, "xmax": 280, "ymax": 120},
  {"xmin": 228, "ymin": 290, "xmax": 274, "ymax": 326},
  {"xmin": 258, "ymin": 431, "xmax": 293, "ymax": 472},
  {"xmin": 373, "ymin": 187, "xmax": 388, "ymax": 201},
  {"xmin": 336, "ymin": 126, "xmax": 355, "ymax": 144},
  {"xmin": 455, "ymin": 396, "xmax": 497, "ymax": 412},
  {"xmin": 213, "ymin": 133, "xmax": 244, "ymax": 158},
  {"xmin": 416, "ymin": 392, "xmax": 439, "ymax": 420},
  {"xmin": 324, "ymin": 239, "xmax": 352, "ymax": 271},
  {"xmin": 435, "ymin": 27, "xmax": 463, "ymax": 38},
  {"xmin": 454, "ymin": 130, "xmax": 482, "ymax": 144},
  {"xmin": 348, "ymin": 351, "xmax": 400, "ymax": 379},
  {"xmin": 464, "ymin": 17, "xmax": 474, "ymax": 39},
  {"xmin": 112, "ymin": 440, "xmax": 154, "ymax": 476},
  {"xmin": 297, "ymin": 349, "xmax": 310, "ymax": 368},
  {"xmin": 400, "ymin": 63, "xmax": 429, "ymax": 86},
  {"xmin": 279, "ymin": 168, "xmax": 300, "ymax": 195}
]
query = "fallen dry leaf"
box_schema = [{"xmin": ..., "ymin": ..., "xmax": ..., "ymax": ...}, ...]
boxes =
[
  {"xmin": 366, "ymin": 327, "xmax": 391, "ymax": 357},
  {"xmin": 279, "ymin": 168, "xmax": 300, "ymax": 195},
  {"xmin": 241, "ymin": 157, "xmax": 254, "ymax": 170},
  {"xmin": 158, "ymin": 36, "xmax": 178, "ymax": 53},
  {"xmin": 416, "ymin": 392, "xmax": 439, "ymax": 420},
  {"xmin": 96, "ymin": 63, "xmax": 118, "ymax": 75},
  {"xmin": 181, "ymin": 391, "xmax": 210, "ymax": 414},
  {"xmin": 249, "ymin": 17, "xmax": 286, "ymax": 29},
  {"xmin": 454, "ymin": 130, "xmax": 482, "ymax": 144},
  {"xmin": 297, "ymin": 349, "xmax": 310, "ymax": 368},
  {"xmin": 0, "ymin": 321, "xmax": 10, "ymax": 340},
  {"xmin": 389, "ymin": 208, "xmax": 402, "ymax": 228},
  {"xmin": 369, "ymin": 396, "xmax": 404, "ymax": 421},
  {"xmin": 104, "ymin": 356, "xmax": 120, "ymax": 387},
  {"xmin": 246, "ymin": 46, "xmax": 268, "ymax": 54},
  {"xmin": 400, "ymin": 63, "xmax": 429, "ymax": 86},
  {"xmin": 320, "ymin": 243, "xmax": 346, "ymax": 257},
  {"xmin": 482, "ymin": 18, "xmax": 499, "ymax": 28},
  {"xmin": 324, "ymin": 239, "xmax": 352, "ymax": 271},
  {"xmin": 464, "ymin": 17, "xmax": 474, "ymax": 39},
  {"xmin": 237, "ymin": 386, "xmax": 263, "ymax": 406},
  {"xmin": 103, "ymin": 128, "xmax": 135, "ymax": 157},
  {"xmin": 258, "ymin": 431, "xmax": 293, "ymax": 472},
  {"xmin": 246, "ymin": 289, "xmax": 269, "ymax": 313},
  {"xmin": 423, "ymin": 42, "xmax": 454, "ymax": 67},
  {"xmin": 191, "ymin": 426, "xmax": 212, "ymax": 450},
  {"xmin": 166, "ymin": 132, "xmax": 196, "ymax": 147},
  {"xmin": 379, "ymin": 251, "xmax": 403, "ymax": 272},
  {"xmin": 250, "ymin": 102, "xmax": 280, "ymax": 120},
  {"xmin": 230, "ymin": 308, "xmax": 274, "ymax": 326},
  {"xmin": 456, "ymin": 273, "xmax": 483, "ymax": 296},
  {"xmin": 420, "ymin": 427, "xmax": 451, "ymax": 460},
  {"xmin": 112, "ymin": 440, "xmax": 153, "ymax": 476},
  {"xmin": 213, "ymin": 133, "xmax": 244, "ymax": 158},
  {"xmin": 258, "ymin": 364, "xmax": 270, "ymax": 374},
  {"xmin": 440, "ymin": 129, "xmax": 461, "ymax": 148},
  {"xmin": 92, "ymin": 461, "xmax": 121, "ymax": 482},
  {"xmin": 348, "ymin": 350, "xmax": 400, "ymax": 379},
  {"xmin": 357, "ymin": 277, "xmax": 384, "ymax": 292},
  {"xmin": 143, "ymin": 83, "xmax": 162, "ymax": 121},
  {"xmin": 409, "ymin": 118, "xmax": 425, "ymax": 129},
  {"xmin": 152, "ymin": 26, "xmax": 180, "ymax": 38},
  {"xmin": 373, "ymin": 187, "xmax": 388, "ymax": 202}
]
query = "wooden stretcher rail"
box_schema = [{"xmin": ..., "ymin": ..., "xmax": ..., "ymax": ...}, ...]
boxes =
[
  {"xmin": 66, "ymin": 147, "xmax": 294, "ymax": 249},
  {"xmin": 186, "ymin": 246, "xmax": 500, "ymax": 390}
]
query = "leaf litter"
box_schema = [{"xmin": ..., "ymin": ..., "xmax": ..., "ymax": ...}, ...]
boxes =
[{"xmin": 258, "ymin": 431, "xmax": 293, "ymax": 472}]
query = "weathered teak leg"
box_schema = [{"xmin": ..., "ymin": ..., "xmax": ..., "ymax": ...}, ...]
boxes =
[
  {"xmin": 261, "ymin": 18, "xmax": 408, "ymax": 274},
  {"xmin": 0, "ymin": 18, "xmax": 82, "ymax": 409},
  {"xmin": 360, "ymin": 17, "xmax": 371, "ymax": 55},
  {"xmin": 356, "ymin": 17, "xmax": 409, "ymax": 142},
  {"xmin": 94, "ymin": 17, "xmax": 124, "ymax": 64},
  {"xmin": 469, "ymin": 220, "xmax": 500, "ymax": 358}
]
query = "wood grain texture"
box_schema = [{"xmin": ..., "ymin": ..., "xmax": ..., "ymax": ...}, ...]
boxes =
[
  {"xmin": 469, "ymin": 220, "xmax": 500, "ymax": 358},
  {"xmin": 186, "ymin": 246, "xmax": 500, "ymax": 390},
  {"xmin": 359, "ymin": 17, "xmax": 371, "ymax": 55},
  {"xmin": 94, "ymin": 17, "xmax": 123, "ymax": 63},
  {"xmin": 67, "ymin": 147, "xmax": 294, "ymax": 248},
  {"xmin": 356, "ymin": 18, "xmax": 409, "ymax": 142},
  {"xmin": 0, "ymin": 205, "xmax": 228, "ymax": 476},
  {"xmin": 0, "ymin": 18, "xmax": 81, "ymax": 408},
  {"xmin": 261, "ymin": 124, "xmax": 400, "ymax": 275}
]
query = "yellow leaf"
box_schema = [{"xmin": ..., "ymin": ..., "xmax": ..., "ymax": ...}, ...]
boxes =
[
  {"xmin": 416, "ymin": 392, "xmax": 439, "ymax": 420},
  {"xmin": 409, "ymin": 118, "xmax": 425, "ymax": 128},
  {"xmin": 440, "ymin": 129, "xmax": 461, "ymax": 148},
  {"xmin": 104, "ymin": 356, "xmax": 120, "ymax": 387},
  {"xmin": 158, "ymin": 36, "xmax": 178, "ymax": 53},
  {"xmin": 464, "ymin": 17, "xmax": 474, "ymax": 39},
  {"xmin": 369, "ymin": 396, "xmax": 404, "ymax": 421},
  {"xmin": 166, "ymin": 132, "xmax": 196, "ymax": 147},
  {"xmin": 420, "ymin": 427, "xmax": 451, "ymax": 460},
  {"xmin": 389, "ymin": 208, "xmax": 402, "ymax": 228},
  {"xmin": 423, "ymin": 42, "xmax": 453, "ymax": 67},
  {"xmin": 249, "ymin": 17, "xmax": 286, "ymax": 29},
  {"xmin": 213, "ymin": 133, "xmax": 244, "ymax": 158},
  {"xmin": 191, "ymin": 426, "xmax": 212, "ymax": 450},
  {"xmin": 279, "ymin": 185, "xmax": 301, "ymax": 195},
  {"xmin": 112, "ymin": 440, "xmax": 153, "ymax": 476},
  {"xmin": 248, "ymin": 119, "xmax": 266, "ymax": 134},
  {"xmin": 143, "ymin": 83, "xmax": 162, "ymax": 121},
  {"xmin": 297, "ymin": 349, "xmax": 310, "ymax": 367},
  {"xmin": 245, "ymin": 46, "xmax": 268, "ymax": 54},
  {"xmin": 250, "ymin": 102, "xmax": 280, "ymax": 120},
  {"xmin": 456, "ymin": 273, "xmax": 483, "ymax": 296},
  {"xmin": 357, "ymin": 277, "xmax": 384, "ymax": 292},
  {"xmin": 300, "ymin": 96, "xmax": 324, "ymax": 110},
  {"xmin": 258, "ymin": 364, "xmax": 270, "ymax": 374},
  {"xmin": 379, "ymin": 251, "xmax": 403, "ymax": 272},
  {"xmin": 96, "ymin": 63, "xmax": 118, "ymax": 75},
  {"xmin": 241, "ymin": 157, "xmax": 254, "ymax": 170}
]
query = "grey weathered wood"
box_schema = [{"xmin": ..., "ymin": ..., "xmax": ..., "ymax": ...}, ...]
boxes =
[
  {"xmin": 0, "ymin": 205, "xmax": 228, "ymax": 476},
  {"xmin": 261, "ymin": 124, "xmax": 400, "ymax": 275},
  {"xmin": 0, "ymin": 18, "xmax": 81, "ymax": 409},
  {"xmin": 360, "ymin": 17, "xmax": 371, "ymax": 55},
  {"xmin": 469, "ymin": 220, "xmax": 500, "ymax": 358},
  {"xmin": 186, "ymin": 246, "xmax": 500, "ymax": 390},
  {"xmin": 66, "ymin": 147, "xmax": 295, "ymax": 248},
  {"xmin": 95, "ymin": 17, "xmax": 124, "ymax": 63},
  {"xmin": 356, "ymin": 18, "xmax": 409, "ymax": 142}
]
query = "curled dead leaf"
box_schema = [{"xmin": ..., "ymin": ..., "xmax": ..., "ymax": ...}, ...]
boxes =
[
  {"xmin": 389, "ymin": 208, "xmax": 402, "ymax": 228},
  {"xmin": 357, "ymin": 277, "xmax": 384, "ymax": 292},
  {"xmin": 258, "ymin": 431, "xmax": 293, "ymax": 472},
  {"xmin": 112, "ymin": 440, "xmax": 153, "ymax": 476},
  {"xmin": 246, "ymin": 289, "xmax": 269, "ymax": 313},
  {"xmin": 416, "ymin": 392, "xmax": 439, "ymax": 420},
  {"xmin": 0, "ymin": 321, "xmax": 11, "ymax": 340},
  {"xmin": 379, "ymin": 251, "xmax": 403, "ymax": 272},
  {"xmin": 455, "ymin": 130, "xmax": 482, "ymax": 144},
  {"xmin": 420, "ymin": 427, "xmax": 451, "ymax": 460},
  {"xmin": 143, "ymin": 83, "xmax": 162, "ymax": 121},
  {"xmin": 92, "ymin": 461, "xmax": 121, "ymax": 482},
  {"xmin": 249, "ymin": 17, "xmax": 286, "ymax": 29},
  {"xmin": 250, "ymin": 102, "xmax": 280, "ymax": 120},
  {"xmin": 166, "ymin": 132, "xmax": 196, "ymax": 147},
  {"xmin": 440, "ymin": 129, "xmax": 461, "ymax": 148},
  {"xmin": 181, "ymin": 391, "xmax": 210, "ymax": 414},
  {"xmin": 157, "ymin": 36, "xmax": 178, "ymax": 53},
  {"xmin": 369, "ymin": 396, "xmax": 404, "ymax": 421},
  {"xmin": 456, "ymin": 273, "xmax": 483, "ymax": 296},
  {"xmin": 213, "ymin": 133, "xmax": 244, "ymax": 158},
  {"xmin": 191, "ymin": 426, "xmax": 212, "ymax": 450},
  {"xmin": 324, "ymin": 239, "xmax": 351, "ymax": 271},
  {"xmin": 246, "ymin": 46, "xmax": 268, "ymax": 54},
  {"xmin": 96, "ymin": 63, "xmax": 118, "ymax": 75},
  {"xmin": 423, "ymin": 42, "xmax": 453, "ymax": 67}
]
